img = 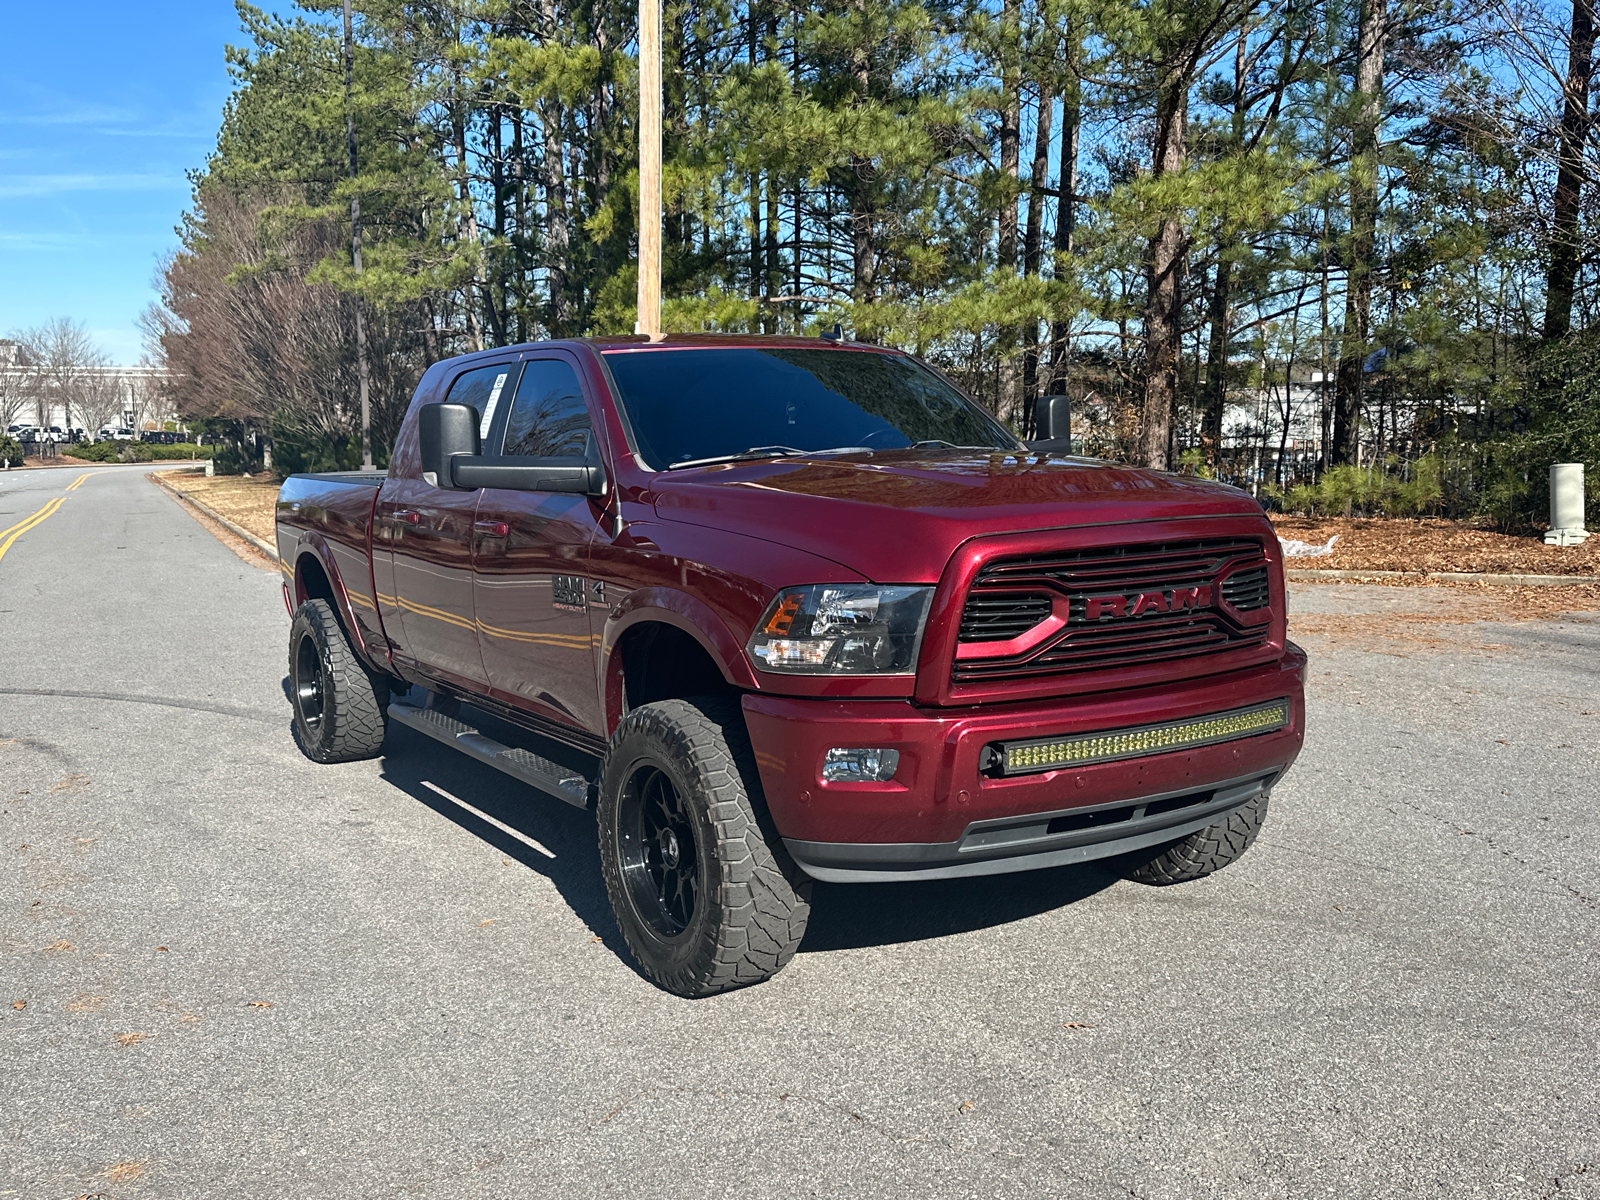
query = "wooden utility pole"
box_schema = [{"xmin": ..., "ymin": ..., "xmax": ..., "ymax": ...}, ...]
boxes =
[
  {"xmin": 636, "ymin": 0, "xmax": 663, "ymax": 336},
  {"xmin": 343, "ymin": 0, "xmax": 373, "ymax": 470}
]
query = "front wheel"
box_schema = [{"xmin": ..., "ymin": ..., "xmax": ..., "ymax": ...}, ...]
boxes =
[
  {"xmin": 288, "ymin": 598, "xmax": 389, "ymax": 763},
  {"xmin": 1122, "ymin": 792, "xmax": 1269, "ymax": 885},
  {"xmin": 597, "ymin": 697, "xmax": 812, "ymax": 997}
]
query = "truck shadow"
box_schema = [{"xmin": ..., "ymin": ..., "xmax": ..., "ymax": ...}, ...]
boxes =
[
  {"xmin": 800, "ymin": 863, "xmax": 1122, "ymax": 952},
  {"xmin": 373, "ymin": 722, "xmax": 1124, "ymax": 964}
]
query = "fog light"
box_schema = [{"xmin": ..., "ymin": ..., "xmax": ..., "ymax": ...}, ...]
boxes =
[{"xmin": 822, "ymin": 747, "xmax": 900, "ymax": 783}]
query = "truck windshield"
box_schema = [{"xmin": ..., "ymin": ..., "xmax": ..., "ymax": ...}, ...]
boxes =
[{"xmin": 601, "ymin": 347, "xmax": 1019, "ymax": 470}]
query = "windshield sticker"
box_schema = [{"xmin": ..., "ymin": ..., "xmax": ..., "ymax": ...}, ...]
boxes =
[{"xmin": 480, "ymin": 372, "xmax": 509, "ymax": 438}]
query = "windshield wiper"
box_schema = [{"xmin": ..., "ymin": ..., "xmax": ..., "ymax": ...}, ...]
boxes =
[{"xmin": 667, "ymin": 445, "xmax": 871, "ymax": 471}]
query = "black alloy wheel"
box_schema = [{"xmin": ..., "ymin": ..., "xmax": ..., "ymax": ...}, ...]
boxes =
[
  {"xmin": 293, "ymin": 630, "xmax": 327, "ymax": 731},
  {"xmin": 617, "ymin": 764, "xmax": 701, "ymax": 939}
]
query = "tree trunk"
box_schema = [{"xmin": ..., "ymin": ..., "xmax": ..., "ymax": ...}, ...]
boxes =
[
  {"xmin": 1333, "ymin": 0, "xmax": 1386, "ymax": 465},
  {"xmin": 848, "ymin": 0, "xmax": 876, "ymax": 315},
  {"xmin": 1047, "ymin": 32, "xmax": 1080, "ymax": 397},
  {"xmin": 1141, "ymin": 67, "xmax": 1188, "ymax": 471},
  {"xmin": 1200, "ymin": 256, "xmax": 1231, "ymax": 463},
  {"xmin": 1544, "ymin": 0, "xmax": 1596, "ymax": 340},
  {"xmin": 1021, "ymin": 71, "xmax": 1054, "ymax": 405},
  {"xmin": 996, "ymin": 0, "xmax": 1021, "ymax": 421}
]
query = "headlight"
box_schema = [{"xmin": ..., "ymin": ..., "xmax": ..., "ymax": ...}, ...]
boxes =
[{"xmin": 748, "ymin": 584, "xmax": 934, "ymax": 674}]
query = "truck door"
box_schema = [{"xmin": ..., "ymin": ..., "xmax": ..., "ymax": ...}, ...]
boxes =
[
  {"xmin": 471, "ymin": 353, "xmax": 607, "ymax": 736},
  {"xmin": 375, "ymin": 360, "xmax": 520, "ymax": 690}
]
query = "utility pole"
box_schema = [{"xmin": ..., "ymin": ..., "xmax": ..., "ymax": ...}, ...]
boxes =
[
  {"xmin": 344, "ymin": 0, "xmax": 374, "ymax": 470},
  {"xmin": 636, "ymin": 0, "xmax": 662, "ymax": 336}
]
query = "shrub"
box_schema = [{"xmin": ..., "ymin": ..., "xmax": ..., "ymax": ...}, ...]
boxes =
[
  {"xmin": 0, "ymin": 434, "xmax": 21, "ymax": 468},
  {"xmin": 63, "ymin": 441, "xmax": 214, "ymax": 463}
]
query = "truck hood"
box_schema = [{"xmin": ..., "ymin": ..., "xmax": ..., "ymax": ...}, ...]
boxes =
[{"xmin": 650, "ymin": 450, "xmax": 1270, "ymax": 583}]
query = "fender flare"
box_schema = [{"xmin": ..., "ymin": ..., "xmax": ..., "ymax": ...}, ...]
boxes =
[
  {"xmin": 290, "ymin": 533, "xmax": 384, "ymax": 674},
  {"xmin": 601, "ymin": 588, "xmax": 759, "ymax": 732}
]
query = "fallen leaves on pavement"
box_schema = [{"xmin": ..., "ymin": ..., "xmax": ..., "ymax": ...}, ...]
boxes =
[
  {"xmin": 42, "ymin": 940, "xmax": 74, "ymax": 952},
  {"xmin": 100, "ymin": 1162, "xmax": 146, "ymax": 1182},
  {"xmin": 1061, "ymin": 1022, "xmax": 1096, "ymax": 1030},
  {"xmin": 246, "ymin": 1000, "xmax": 273, "ymax": 1008},
  {"xmin": 65, "ymin": 994, "xmax": 106, "ymax": 1012},
  {"xmin": 50, "ymin": 775, "xmax": 91, "ymax": 792},
  {"xmin": 11, "ymin": 999, "xmax": 24, "ymax": 1010},
  {"xmin": 115, "ymin": 1032, "xmax": 147, "ymax": 1047}
]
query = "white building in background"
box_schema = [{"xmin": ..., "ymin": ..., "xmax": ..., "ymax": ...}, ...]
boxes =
[
  {"xmin": 1216, "ymin": 371, "xmax": 1333, "ymax": 490},
  {"xmin": 0, "ymin": 340, "xmax": 179, "ymax": 434}
]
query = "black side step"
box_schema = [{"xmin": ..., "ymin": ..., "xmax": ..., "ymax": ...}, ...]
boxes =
[{"xmin": 388, "ymin": 700, "xmax": 593, "ymax": 808}]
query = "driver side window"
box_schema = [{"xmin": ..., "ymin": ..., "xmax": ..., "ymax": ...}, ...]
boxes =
[{"xmin": 502, "ymin": 359, "xmax": 591, "ymax": 458}]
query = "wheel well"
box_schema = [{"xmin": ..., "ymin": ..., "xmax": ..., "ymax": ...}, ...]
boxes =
[
  {"xmin": 296, "ymin": 553, "xmax": 338, "ymax": 612},
  {"xmin": 617, "ymin": 622, "xmax": 736, "ymax": 711}
]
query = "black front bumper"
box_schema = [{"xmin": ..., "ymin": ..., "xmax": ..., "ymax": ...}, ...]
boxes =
[{"xmin": 784, "ymin": 771, "xmax": 1276, "ymax": 883}]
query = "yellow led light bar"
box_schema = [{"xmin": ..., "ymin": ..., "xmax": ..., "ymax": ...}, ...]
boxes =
[{"xmin": 999, "ymin": 699, "xmax": 1290, "ymax": 776}]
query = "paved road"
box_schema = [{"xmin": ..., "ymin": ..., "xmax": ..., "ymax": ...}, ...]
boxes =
[{"xmin": 3, "ymin": 465, "xmax": 1597, "ymax": 1200}]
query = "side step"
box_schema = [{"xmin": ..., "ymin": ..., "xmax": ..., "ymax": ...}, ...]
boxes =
[{"xmin": 387, "ymin": 700, "xmax": 593, "ymax": 808}]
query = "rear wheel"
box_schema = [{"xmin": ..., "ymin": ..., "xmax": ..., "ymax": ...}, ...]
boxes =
[
  {"xmin": 597, "ymin": 697, "xmax": 812, "ymax": 997},
  {"xmin": 288, "ymin": 598, "xmax": 388, "ymax": 763},
  {"xmin": 1122, "ymin": 792, "xmax": 1268, "ymax": 885}
]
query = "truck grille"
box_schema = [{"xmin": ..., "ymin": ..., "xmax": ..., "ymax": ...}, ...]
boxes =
[{"xmin": 954, "ymin": 538, "xmax": 1271, "ymax": 684}]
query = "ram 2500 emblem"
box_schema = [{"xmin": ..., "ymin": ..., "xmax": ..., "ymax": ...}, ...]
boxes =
[
  {"xmin": 552, "ymin": 574, "xmax": 588, "ymax": 612},
  {"xmin": 1083, "ymin": 585, "xmax": 1211, "ymax": 621}
]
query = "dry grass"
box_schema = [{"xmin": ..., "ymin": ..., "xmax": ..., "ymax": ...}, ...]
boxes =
[
  {"xmin": 1271, "ymin": 514, "xmax": 1600, "ymax": 576},
  {"xmin": 158, "ymin": 470, "xmax": 280, "ymax": 543}
]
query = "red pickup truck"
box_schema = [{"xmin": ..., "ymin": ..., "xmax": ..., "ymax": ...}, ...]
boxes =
[{"xmin": 276, "ymin": 335, "xmax": 1306, "ymax": 997}]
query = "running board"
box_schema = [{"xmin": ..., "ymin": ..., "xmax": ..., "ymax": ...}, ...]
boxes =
[{"xmin": 387, "ymin": 700, "xmax": 593, "ymax": 808}]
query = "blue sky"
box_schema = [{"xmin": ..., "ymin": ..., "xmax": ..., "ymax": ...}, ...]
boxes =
[{"xmin": 0, "ymin": 2, "xmax": 292, "ymax": 364}]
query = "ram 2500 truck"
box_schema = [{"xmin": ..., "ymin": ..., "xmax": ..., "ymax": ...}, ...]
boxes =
[{"xmin": 276, "ymin": 335, "xmax": 1307, "ymax": 997}]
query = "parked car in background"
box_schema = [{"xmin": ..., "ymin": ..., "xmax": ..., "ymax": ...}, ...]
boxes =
[
  {"xmin": 7, "ymin": 424, "xmax": 36, "ymax": 439},
  {"xmin": 112, "ymin": 428, "xmax": 136, "ymax": 441}
]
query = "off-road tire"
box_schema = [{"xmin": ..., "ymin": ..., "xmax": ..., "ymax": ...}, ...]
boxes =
[
  {"xmin": 597, "ymin": 697, "xmax": 812, "ymax": 997},
  {"xmin": 1122, "ymin": 792, "xmax": 1269, "ymax": 885},
  {"xmin": 288, "ymin": 598, "xmax": 389, "ymax": 763}
]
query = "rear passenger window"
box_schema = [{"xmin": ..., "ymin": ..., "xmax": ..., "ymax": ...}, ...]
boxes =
[
  {"xmin": 446, "ymin": 363, "xmax": 519, "ymax": 440},
  {"xmin": 502, "ymin": 359, "xmax": 591, "ymax": 458}
]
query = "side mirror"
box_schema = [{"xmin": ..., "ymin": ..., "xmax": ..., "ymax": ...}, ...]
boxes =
[
  {"xmin": 1033, "ymin": 393, "xmax": 1070, "ymax": 443},
  {"xmin": 448, "ymin": 430, "xmax": 608, "ymax": 496},
  {"xmin": 418, "ymin": 402, "xmax": 480, "ymax": 488}
]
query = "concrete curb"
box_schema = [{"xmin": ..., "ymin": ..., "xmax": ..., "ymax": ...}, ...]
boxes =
[
  {"xmin": 1287, "ymin": 567, "xmax": 1600, "ymax": 586},
  {"xmin": 150, "ymin": 470, "xmax": 278, "ymax": 561}
]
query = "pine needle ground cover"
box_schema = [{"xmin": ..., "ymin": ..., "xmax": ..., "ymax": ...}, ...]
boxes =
[{"xmin": 1270, "ymin": 516, "xmax": 1600, "ymax": 578}]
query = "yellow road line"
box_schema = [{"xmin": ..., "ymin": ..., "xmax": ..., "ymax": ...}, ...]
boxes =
[
  {"xmin": 0, "ymin": 497, "xmax": 66, "ymax": 565},
  {"xmin": 65, "ymin": 473, "xmax": 92, "ymax": 491}
]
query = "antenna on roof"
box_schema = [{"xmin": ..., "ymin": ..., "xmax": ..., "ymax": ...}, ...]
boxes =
[{"xmin": 820, "ymin": 323, "xmax": 844, "ymax": 341}]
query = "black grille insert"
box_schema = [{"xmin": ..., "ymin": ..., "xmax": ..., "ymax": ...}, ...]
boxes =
[
  {"xmin": 1221, "ymin": 564, "xmax": 1270, "ymax": 611},
  {"xmin": 958, "ymin": 593, "xmax": 1053, "ymax": 642}
]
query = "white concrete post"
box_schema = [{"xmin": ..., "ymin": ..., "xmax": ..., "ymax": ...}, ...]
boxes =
[{"xmin": 1545, "ymin": 463, "xmax": 1589, "ymax": 546}]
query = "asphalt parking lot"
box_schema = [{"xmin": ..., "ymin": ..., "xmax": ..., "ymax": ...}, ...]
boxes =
[{"xmin": 3, "ymin": 464, "xmax": 1597, "ymax": 1199}]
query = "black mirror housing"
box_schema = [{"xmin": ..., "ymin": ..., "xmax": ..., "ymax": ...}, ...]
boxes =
[
  {"xmin": 1033, "ymin": 393, "xmax": 1070, "ymax": 443},
  {"xmin": 448, "ymin": 431, "xmax": 608, "ymax": 496},
  {"xmin": 418, "ymin": 402, "xmax": 481, "ymax": 487}
]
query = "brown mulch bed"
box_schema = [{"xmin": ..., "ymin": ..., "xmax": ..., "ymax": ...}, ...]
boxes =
[
  {"xmin": 1269, "ymin": 515, "xmax": 1599, "ymax": 576},
  {"xmin": 156, "ymin": 470, "xmax": 280, "ymax": 544}
]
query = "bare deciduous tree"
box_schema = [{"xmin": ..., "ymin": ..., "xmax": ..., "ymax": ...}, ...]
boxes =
[{"xmin": 14, "ymin": 318, "xmax": 109, "ymax": 432}]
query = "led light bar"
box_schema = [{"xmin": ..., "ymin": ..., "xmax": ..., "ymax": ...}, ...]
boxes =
[{"xmin": 994, "ymin": 699, "xmax": 1291, "ymax": 777}]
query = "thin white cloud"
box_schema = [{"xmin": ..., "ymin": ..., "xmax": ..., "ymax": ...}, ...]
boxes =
[{"xmin": 0, "ymin": 174, "xmax": 180, "ymax": 199}]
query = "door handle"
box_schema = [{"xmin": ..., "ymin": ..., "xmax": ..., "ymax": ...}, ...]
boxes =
[
  {"xmin": 474, "ymin": 520, "xmax": 510, "ymax": 537},
  {"xmin": 394, "ymin": 510, "xmax": 422, "ymax": 525}
]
